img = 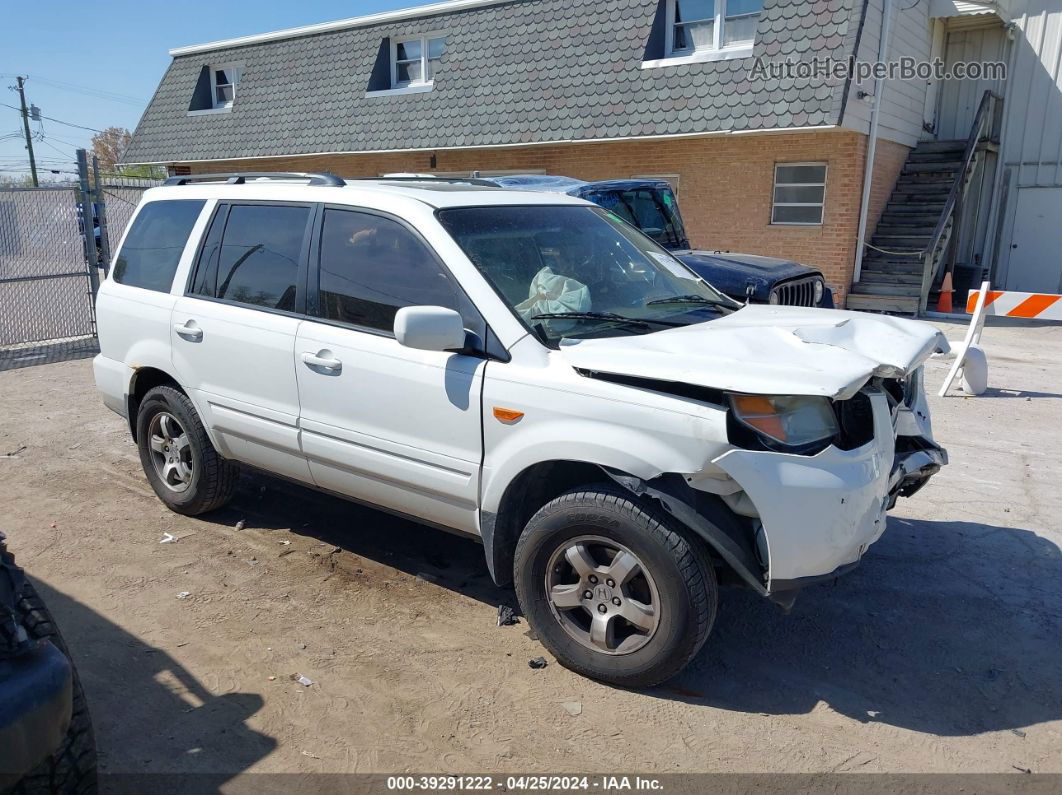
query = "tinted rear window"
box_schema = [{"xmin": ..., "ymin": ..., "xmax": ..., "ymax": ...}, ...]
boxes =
[
  {"xmin": 113, "ymin": 200, "xmax": 205, "ymax": 292},
  {"xmin": 215, "ymin": 205, "xmax": 310, "ymax": 311}
]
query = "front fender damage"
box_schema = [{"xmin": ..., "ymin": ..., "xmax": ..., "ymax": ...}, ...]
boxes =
[{"xmin": 598, "ymin": 467, "xmax": 768, "ymax": 597}]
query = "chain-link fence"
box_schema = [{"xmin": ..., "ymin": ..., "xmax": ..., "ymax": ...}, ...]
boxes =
[
  {"xmin": 99, "ymin": 182, "xmax": 157, "ymax": 254},
  {"xmin": 0, "ymin": 170, "xmax": 158, "ymax": 371},
  {"xmin": 0, "ymin": 187, "xmax": 99, "ymax": 370}
]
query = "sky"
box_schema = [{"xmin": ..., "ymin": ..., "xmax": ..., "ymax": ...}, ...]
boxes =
[{"xmin": 0, "ymin": 0, "xmax": 422, "ymax": 180}]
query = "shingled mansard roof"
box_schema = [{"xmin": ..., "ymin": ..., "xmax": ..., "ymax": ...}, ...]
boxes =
[{"xmin": 123, "ymin": 0, "xmax": 863, "ymax": 165}]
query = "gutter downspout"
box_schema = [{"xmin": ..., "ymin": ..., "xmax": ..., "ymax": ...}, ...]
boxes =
[{"xmin": 853, "ymin": 0, "xmax": 896, "ymax": 284}]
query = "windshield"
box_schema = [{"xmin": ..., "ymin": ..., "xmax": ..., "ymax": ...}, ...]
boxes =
[
  {"xmin": 436, "ymin": 205, "xmax": 734, "ymax": 346},
  {"xmin": 579, "ymin": 185, "xmax": 689, "ymax": 250}
]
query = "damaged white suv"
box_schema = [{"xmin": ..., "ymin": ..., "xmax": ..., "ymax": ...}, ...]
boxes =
[{"xmin": 93, "ymin": 173, "xmax": 948, "ymax": 686}]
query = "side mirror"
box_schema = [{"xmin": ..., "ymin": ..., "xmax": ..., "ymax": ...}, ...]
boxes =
[{"xmin": 394, "ymin": 305, "xmax": 467, "ymax": 352}]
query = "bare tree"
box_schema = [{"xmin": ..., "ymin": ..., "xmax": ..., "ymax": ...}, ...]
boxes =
[{"xmin": 91, "ymin": 127, "xmax": 133, "ymax": 172}]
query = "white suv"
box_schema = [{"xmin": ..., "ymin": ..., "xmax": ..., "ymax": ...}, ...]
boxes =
[{"xmin": 94, "ymin": 172, "xmax": 948, "ymax": 686}]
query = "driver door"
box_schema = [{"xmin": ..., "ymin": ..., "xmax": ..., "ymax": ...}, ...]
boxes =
[{"xmin": 294, "ymin": 206, "xmax": 487, "ymax": 533}]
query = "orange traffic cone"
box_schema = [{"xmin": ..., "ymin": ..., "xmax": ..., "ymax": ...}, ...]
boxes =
[{"xmin": 937, "ymin": 271, "xmax": 954, "ymax": 314}]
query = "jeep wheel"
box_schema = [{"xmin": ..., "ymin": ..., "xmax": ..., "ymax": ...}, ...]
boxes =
[
  {"xmin": 514, "ymin": 485, "xmax": 717, "ymax": 687},
  {"xmin": 11, "ymin": 578, "xmax": 97, "ymax": 794},
  {"xmin": 136, "ymin": 386, "xmax": 239, "ymax": 515}
]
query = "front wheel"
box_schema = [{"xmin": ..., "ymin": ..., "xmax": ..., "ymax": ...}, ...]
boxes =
[{"xmin": 513, "ymin": 485, "xmax": 717, "ymax": 687}]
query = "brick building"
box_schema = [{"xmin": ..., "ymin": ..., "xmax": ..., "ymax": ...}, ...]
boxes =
[{"xmin": 123, "ymin": 0, "xmax": 1049, "ymax": 310}]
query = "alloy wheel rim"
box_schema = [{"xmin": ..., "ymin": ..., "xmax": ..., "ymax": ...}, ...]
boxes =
[
  {"xmin": 147, "ymin": 411, "xmax": 193, "ymax": 493},
  {"xmin": 544, "ymin": 534, "xmax": 661, "ymax": 656}
]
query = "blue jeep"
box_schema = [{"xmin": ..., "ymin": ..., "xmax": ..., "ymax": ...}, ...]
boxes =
[{"xmin": 479, "ymin": 175, "xmax": 833, "ymax": 308}]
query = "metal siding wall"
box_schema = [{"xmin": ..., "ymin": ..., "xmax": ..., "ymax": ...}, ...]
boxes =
[{"xmin": 994, "ymin": 0, "xmax": 1062, "ymax": 289}]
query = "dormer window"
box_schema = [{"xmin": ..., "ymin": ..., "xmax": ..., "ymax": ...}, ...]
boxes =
[
  {"xmin": 662, "ymin": 0, "xmax": 761, "ymax": 60},
  {"xmin": 210, "ymin": 65, "xmax": 241, "ymax": 109},
  {"xmin": 391, "ymin": 35, "xmax": 446, "ymax": 88}
]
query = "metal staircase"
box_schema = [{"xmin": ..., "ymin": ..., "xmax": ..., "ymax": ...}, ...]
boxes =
[{"xmin": 848, "ymin": 91, "xmax": 1003, "ymax": 316}]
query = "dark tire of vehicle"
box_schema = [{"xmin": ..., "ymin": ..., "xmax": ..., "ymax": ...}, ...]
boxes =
[
  {"xmin": 136, "ymin": 385, "xmax": 239, "ymax": 516},
  {"xmin": 513, "ymin": 484, "xmax": 717, "ymax": 688},
  {"xmin": 10, "ymin": 580, "xmax": 98, "ymax": 795}
]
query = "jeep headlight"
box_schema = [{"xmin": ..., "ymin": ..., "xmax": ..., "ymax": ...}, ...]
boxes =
[
  {"xmin": 768, "ymin": 290, "xmax": 780, "ymax": 305},
  {"xmin": 813, "ymin": 278, "xmax": 824, "ymax": 304},
  {"xmin": 728, "ymin": 394, "xmax": 838, "ymax": 452}
]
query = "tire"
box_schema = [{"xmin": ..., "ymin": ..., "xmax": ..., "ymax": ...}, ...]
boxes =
[
  {"xmin": 11, "ymin": 580, "xmax": 97, "ymax": 795},
  {"xmin": 135, "ymin": 385, "xmax": 239, "ymax": 516},
  {"xmin": 514, "ymin": 484, "xmax": 717, "ymax": 688}
]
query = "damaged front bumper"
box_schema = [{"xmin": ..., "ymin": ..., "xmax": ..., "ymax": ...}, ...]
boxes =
[{"xmin": 708, "ymin": 386, "xmax": 946, "ymax": 605}]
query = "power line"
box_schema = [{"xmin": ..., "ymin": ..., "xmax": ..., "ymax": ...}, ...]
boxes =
[
  {"xmin": 10, "ymin": 75, "xmax": 146, "ymax": 107},
  {"xmin": 1, "ymin": 102, "xmax": 102, "ymax": 133}
]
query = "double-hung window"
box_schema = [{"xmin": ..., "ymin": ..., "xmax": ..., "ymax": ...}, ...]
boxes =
[
  {"xmin": 210, "ymin": 65, "xmax": 241, "ymax": 109},
  {"xmin": 392, "ymin": 35, "xmax": 446, "ymax": 88},
  {"xmin": 666, "ymin": 0, "xmax": 762, "ymax": 57}
]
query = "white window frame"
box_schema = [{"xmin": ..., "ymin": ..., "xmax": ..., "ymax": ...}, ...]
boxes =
[
  {"xmin": 209, "ymin": 64, "xmax": 241, "ymax": 110},
  {"xmin": 771, "ymin": 162, "xmax": 828, "ymax": 226},
  {"xmin": 390, "ymin": 33, "xmax": 446, "ymax": 90},
  {"xmin": 646, "ymin": 0, "xmax": 759, "ymax": 67}
]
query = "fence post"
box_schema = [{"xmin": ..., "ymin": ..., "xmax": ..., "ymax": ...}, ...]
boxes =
[
  {"xmin": 92, "ymin": 155, "xmax": 111, "ymax": 274},
  {"xmin": 76, "ymin": 149, "xmax": 100, "ymax": 299}
]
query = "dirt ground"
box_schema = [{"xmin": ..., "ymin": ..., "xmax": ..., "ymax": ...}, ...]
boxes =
[{"xmin": 0, "ymin": 318, "xmax": 1059, "ymax": 779}]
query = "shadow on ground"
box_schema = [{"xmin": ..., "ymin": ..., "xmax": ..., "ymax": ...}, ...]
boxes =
[
  {"xmin": 207, "ymin": 472, "xmax": 1061, "ymax": 738},
  {"xmin": 0, "ymin": 337, "xmax": 99, "ymax": 372},
  {"xmin": 664, "ymin": 517, "xmax": 1062, "ymax": 737},
  {"xmin": 31, "ymin": 579, "xmax": 276, "ymax": 777},
  {"xmin": 204, "ymin": 471, "xmax": 507, "ymax": 607}
]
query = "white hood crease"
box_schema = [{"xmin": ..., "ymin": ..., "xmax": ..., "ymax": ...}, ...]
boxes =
[{"xmin": 558, "ymin": 305, "xmax": 951, "ymax": 400}]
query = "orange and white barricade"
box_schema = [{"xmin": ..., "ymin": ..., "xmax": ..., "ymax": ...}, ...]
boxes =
[{"xmin": 966, "ymin": 290, "xmax": 1062, "ymax": 321}]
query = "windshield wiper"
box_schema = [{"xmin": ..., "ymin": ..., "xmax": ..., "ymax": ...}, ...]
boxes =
[
  {"xmin": 529, "ymin": 311, "xmax": 679, "ymax": 329},
  {"xmin": 646, "ymin": 294, "xmax": 734, "ymax": 309}
]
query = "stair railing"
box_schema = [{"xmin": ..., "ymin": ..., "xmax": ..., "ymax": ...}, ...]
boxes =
[{"xmin": 918, "ymin": 89, "xmax": 1003, "ymax": 313}]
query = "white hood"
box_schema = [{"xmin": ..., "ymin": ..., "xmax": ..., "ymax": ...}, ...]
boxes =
[{"xmin": 558, "ymin": 305, "xmax": 950, "ymax": 400}]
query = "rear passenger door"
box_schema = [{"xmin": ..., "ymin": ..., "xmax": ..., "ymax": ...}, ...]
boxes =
[
  {"xmin": 172, "ymin": 201, "xmax": 316, "ymax": 484},
  {"xmin": 294, "ymin": 206, "xmax": 486, "ymax": 533}
]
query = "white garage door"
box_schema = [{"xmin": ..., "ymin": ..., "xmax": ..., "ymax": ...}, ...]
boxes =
[{"xmin": 1008, "ymin": 187, "xmax": 1062, "ymax": 294}]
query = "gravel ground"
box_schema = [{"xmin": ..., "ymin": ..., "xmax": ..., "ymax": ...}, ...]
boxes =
[{"xmin": 0, "ymin": 318, "xmax": 1059, "ymax": 779}]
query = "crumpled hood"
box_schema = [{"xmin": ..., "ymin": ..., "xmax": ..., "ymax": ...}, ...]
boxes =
[
  {"xmin": 558, "ymin": 305, "xmax": 951, "ymax": 400},
  {"xmin": 675, "ymin": 250, "xmax": 816, "ymax": 301}
]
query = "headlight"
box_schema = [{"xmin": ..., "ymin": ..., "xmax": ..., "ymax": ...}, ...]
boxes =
[
  {"xmin": 768, "ymin": 290, "xmax": 780, "ymax": 305},
  {"xmin": 813, "ymin": 278, "xmax": 824, "ymax": 304},
  {"xmin": 728, "ymin": 394, "xmax": 838, "ymax": 452}
]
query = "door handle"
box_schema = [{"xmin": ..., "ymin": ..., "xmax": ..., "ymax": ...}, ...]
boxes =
[
  {"xmin": 301, "ymin": 351, "xmax": 342, "ymax": 372},
  {"xmin": 173, "ymin": 321, "xmax": 203, "ymax": 342}
]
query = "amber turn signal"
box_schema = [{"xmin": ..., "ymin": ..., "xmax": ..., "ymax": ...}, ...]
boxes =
[{"xmin": 493, "ymin": 407, "xmax": 524, "ymax": 423}]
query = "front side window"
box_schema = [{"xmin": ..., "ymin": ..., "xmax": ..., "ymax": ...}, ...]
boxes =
[
  {"xmin": 207, "ymin": 204, "xmax": 310, "ymax": 310},
  {"xmin": 316, "ymin": 208, "xmax": 461, "ymax": 332},
  {"xmin": 667, "ymin": 0, "xmax": 762, "ymax": 55},
  {"xmin": 113, "ymin": 200, "xmax": 205, "ymax": 292},
  {"xmin": 772, "ymin": 163, "xmax": 828, "ymax": 225},
  {"xmin": 392, "ymin": 35, "xmax": 446, "ymax": 87},
  {"xmin": 211, "ymin": 65, "xmax": 241, "ymax": 109},
  {"xmin": 438, "ymin": 205, "xmax": 734, "ymax": 347}
]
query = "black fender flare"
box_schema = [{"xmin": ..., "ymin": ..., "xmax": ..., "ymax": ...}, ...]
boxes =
[{"xmin": 599, "ymin": 467, "xmax": 768, "ymax": 597}]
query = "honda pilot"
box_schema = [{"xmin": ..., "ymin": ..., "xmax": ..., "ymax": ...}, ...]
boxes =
[{"xmin": 93, "ymin": 173, "xmax": 948, "ymax": 686}]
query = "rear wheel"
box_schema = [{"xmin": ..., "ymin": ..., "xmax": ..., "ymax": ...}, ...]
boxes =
[
  {"xmin": 514, "ymin": 485, "xmax": 717, "ymax": 687},
  {"xmin": 136, "ymin": 386, "xmax": 238, "ymax": 515}
]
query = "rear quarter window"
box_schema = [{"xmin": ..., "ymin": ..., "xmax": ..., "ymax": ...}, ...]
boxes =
[{"xmin": 113, "ymin": 200, "xmax": 205, "ymax": 292}]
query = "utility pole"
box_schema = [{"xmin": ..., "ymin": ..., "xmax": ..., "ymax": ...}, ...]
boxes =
[{"xmin": 15, "ymin": 76, "xmax": 38, "ymax": 187}]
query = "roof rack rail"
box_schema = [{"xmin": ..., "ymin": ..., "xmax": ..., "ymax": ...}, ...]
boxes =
[
  {"xmin": 162, "ymin": 172, "xmax": 346, "ymax": 187},
  {"xmin": 369, "ymin": 175, "xmax": 500, "ymax": 188}
]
